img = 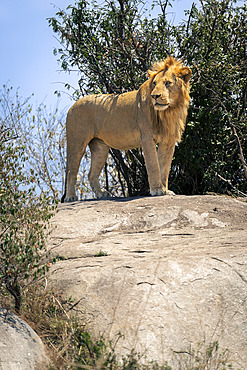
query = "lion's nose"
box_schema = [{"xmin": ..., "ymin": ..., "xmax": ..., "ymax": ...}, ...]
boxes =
[{"xmin": 151, "ymin": 94, "xmax": 161, "ymax": 100}]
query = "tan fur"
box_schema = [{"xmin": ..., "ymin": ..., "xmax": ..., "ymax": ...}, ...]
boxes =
[{"xmin": 63, "ymin": 56, "xmax": 191, "ymax": 202}]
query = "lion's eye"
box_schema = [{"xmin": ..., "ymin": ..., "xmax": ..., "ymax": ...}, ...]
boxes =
[
  {"xmin": 153, "ymin": 81, "xmax": 157, "ymax": 87},
  {"xmin": 164, "ymin": 81, "xmax": 171, "ymax": 88}
]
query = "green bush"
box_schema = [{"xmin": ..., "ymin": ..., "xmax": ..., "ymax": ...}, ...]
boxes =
[
  {"xmin": 171, "ymin": 0, "xmax": 247, "ymax": 195},
  {"xmin": 0, "ymin": 124, "xmax": 56, "ymax": 312}
]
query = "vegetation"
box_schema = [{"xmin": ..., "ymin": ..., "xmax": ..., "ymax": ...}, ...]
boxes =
[
  {"xmin": 1, "ymin": 282, "xmax": 235, "ymax": 369},
  {"xmin": 173, "ymin": 0, "xmax": 247, "ymax": 195},
  {"xmin": 94, "ymin": 250, "xmax": 109, "ymax": 257},
  {"xmin": 48, "ymin": 0, "xmax": 246, "ymax": 198},
  {"xmin": 0, "ymin": 85, "xmax": 67, "ymax": 199},
  {"xmin": 0, "ymin": 85, "xmax": 57, "ymax": 312}
]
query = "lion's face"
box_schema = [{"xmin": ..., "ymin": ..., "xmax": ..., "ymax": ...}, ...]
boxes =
[{"xmin": 150, "ymin": 62, "xmax": 191, "ymax": 111}]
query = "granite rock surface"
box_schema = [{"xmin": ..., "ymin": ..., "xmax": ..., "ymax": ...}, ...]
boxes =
[{"xmin": 48, "ymin": 195, "xmax": 247, "ymax": 368}]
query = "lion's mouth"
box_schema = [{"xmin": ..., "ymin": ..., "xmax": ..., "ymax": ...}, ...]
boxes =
[
  {"xmin": 154, "ymin": 102, "xmax": 169, "ymax": 110},
  {"xmin": 155, "ymin": 102, "xmax": 168, "ymax": 107}
]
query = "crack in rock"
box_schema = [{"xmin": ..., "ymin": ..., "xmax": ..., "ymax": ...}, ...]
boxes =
[{"xmin": 212, "ymin": 257, "xmax": 247, "ymax": 284}]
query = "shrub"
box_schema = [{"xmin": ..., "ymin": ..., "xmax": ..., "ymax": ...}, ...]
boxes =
[{"xmin": 0, "ymin": 117, "xmax": 56, "ymax": 312}]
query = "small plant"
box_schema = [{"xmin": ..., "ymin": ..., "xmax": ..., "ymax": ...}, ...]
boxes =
[
  {"xmin": 94, "ymin": 250, "xmax": 109, "ymax": 257},
  {"xmin": 173, "ymin": 340, "xmax": 234, "ymax": 369}
]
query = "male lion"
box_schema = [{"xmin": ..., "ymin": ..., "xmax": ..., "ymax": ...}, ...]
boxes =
[{"xmin": 62, "ymin": 56, "xmax": 191, "ymax": 202}]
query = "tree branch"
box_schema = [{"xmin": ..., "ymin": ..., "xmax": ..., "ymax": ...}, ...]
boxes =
[{"xmin": 216, "ymin": 172, "xmax": 247, "ymax": 197}]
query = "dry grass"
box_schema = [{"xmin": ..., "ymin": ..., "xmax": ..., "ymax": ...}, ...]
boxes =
[
  {"xmin": 1, "ymin": 281, "xmax": 163, "ymax": 369},
  {"xmin": 1, "ymin": 281, "xmax": 104, "ymax": 369},
  {"xmin": 0, "ymin": 281, "xmax": 238, "ymax": 369},
  {"xmin": 20, "ymin": 282, "xmax": 107, "ymax": 369}
]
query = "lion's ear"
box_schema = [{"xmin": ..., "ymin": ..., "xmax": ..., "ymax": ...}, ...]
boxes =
[{"xmin": 177, "ymin": 67, "xmax": 192, "ymax": 84}]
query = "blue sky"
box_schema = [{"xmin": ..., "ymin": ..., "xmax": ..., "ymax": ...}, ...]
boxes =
[{"xmin": 0, "ymin": 0, "xmax": 198, "ymax": 111}]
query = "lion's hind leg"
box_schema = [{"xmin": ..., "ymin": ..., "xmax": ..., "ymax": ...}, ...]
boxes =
[
  {"xmin": 88, "ymin": 139, "xmax": 110, "ymax": 198},
  {"xmin": 65, "ymin": 141, "xmax": 88, "ymax": 202}
]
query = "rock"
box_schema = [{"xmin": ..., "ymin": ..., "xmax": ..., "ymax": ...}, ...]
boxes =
[
  {"xmin": 48, "ymin": 195, "xmax": 247, "ymax": 368},
  {"xmin": 0, "ymin": 308, "xmax": 50, "ymax": 370}
]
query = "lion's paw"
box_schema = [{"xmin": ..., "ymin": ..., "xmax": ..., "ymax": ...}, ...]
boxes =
[
  {"xmin": 64, "ymin": 195, "xmax": 78, "ymax": 202},
  {"xmin": 164, "ymin": 189, "xmax": 176, "ymax": 196},
  {"xmin": 95, "ymin": 190, "xmax": 111, "ymax": 199},
  {"xmin": 150, "ymin": 188, "xmax": 166, "ymax": 196},
  {"xmin": 150, "ymin": 188, "xmax": 175, "ymax": 196}
]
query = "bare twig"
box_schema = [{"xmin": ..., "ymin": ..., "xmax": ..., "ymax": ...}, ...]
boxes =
[
  {"xmin": 216, "ymin": 172, "xmax": 247, "ymax": 197},
  {"xmin": 186, "ymin": 2, "xmax": 194, "ymax": 37},
  {"xmin": 158, "ymin": 0, "xmax": 169, "ymax": 16}
]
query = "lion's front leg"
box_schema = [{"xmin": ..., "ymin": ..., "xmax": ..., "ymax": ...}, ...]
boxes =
[
  {"xmin": 157, "ymin": 142, "xmax": 175, "ymax": 195},
  {"xmin": 141, "ymin": 136, "xmax": 165, "ymax": 196}
]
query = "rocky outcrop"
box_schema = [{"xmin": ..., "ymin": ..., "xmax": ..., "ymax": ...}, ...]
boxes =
[
  {"xmin": 48, "ymin": 195, "xmax": 247, "ymax": 368},
  {"xmin": 0, "ymin": 308, "xmax": 50, "ymax": 370}
]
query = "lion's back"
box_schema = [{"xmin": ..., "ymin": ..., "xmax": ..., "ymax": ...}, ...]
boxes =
[{"xmin": 66, "ymin": 90, "xmax": 142, "ymax": 150}]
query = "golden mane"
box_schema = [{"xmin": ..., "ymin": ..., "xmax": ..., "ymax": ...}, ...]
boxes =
[
  {"xmin": 148, "ymin": 56, "xmax": 182, "ymax": 77},
  {"xmin": 146, "ymin": 57, "xmax": 191, "ymax": 144}
]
